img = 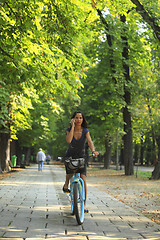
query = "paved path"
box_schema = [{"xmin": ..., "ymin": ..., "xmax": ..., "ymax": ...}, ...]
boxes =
[{"xmin": 0, "ymin": 163, "xmax": 159, "ymax": 240}]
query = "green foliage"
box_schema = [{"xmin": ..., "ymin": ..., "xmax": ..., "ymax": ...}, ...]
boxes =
[
  {"xmin": 78, "ymin": 0, "xmax": 160, "ymax": 157},
  {"xmin": 0, "ymin": 0, "xmax": 92, "ymax": 142},
  {"xmin": 0, "ymin": 0, "xmax": 159, "ymax": 163},
  {"xmin": 134, "ymin": 170, "xmax": 152, "ymax": 179},
  {"xmin": 0, "ymin": 80, "xmax": 10, "ymax": 130}
]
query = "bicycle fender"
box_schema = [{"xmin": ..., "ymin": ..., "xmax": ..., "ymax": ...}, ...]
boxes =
[{"xmin": 70, "ymin": 178, "xmax": 85, "ymax": 201}]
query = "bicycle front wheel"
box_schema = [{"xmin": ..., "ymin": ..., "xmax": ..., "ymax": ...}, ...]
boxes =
[
  {"xmin": 73, "ymin": 182, "xmax": 84, "ymax": 225},
  {"xmin": 70, "ymin": 186, "xmax": 75, "ymax": 215}
]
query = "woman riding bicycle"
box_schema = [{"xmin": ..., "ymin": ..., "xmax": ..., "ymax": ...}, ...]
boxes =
[{"xmin": 63, "ymin": 110, "xmax": 99, "ymax": 213}]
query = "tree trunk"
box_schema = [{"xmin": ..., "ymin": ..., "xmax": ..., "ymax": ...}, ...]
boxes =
[
  {"xmin": 140, "ymin": 137, "xmax": 144, "ymax": 165},
  {"xmin": 145, "ymin": 135, "xmax": 153, "ymax": 165},
  {"xmin": 11, "ymin": 140, "xmax": 23, "ymax": 166},
  {"xmin": 150, "ymin": 162, "xmax": 160, "ymax": 180},
  {"xmin": 147, "ymin": 99, "xmax": 157, "ymax": 165},
  {"xmin": 0, "ymin": 133, "xmax": 10, "ymax": 171},
  {"xmin": 119, "ymin": 145, "xmax": 124, "ymax": 170},
  {"xmin": 121, "ymin": 14, "xmax": 134, "ymax": 175},
  {"xmin": 156, "ymin": 136, "xmax": 160, "ymax": 162},
  {"xmin": 25, "ymin": 148, "xmax": 31, "ymax": 166},
  {"xmin": 134, "ymin": 143, "xmax": 139, "ymax": 164},
  {"xmin": 123, "ymin": 106, "xmax": 134, "ymax": 175},
  {"xmin": 104, "ymin": 134, "xmax": 112, "ymax": 169},
  {"xmin": 150, "ymin": 136, "xmax": 160, "ymax": 180}
]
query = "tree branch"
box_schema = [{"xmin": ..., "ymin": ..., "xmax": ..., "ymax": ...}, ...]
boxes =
[
  {"xmin": 84, "ymin": 11, "xmax": 92, "ymax": 22},
  {"xmin": 0, "ymin": 46, "xmax": 13, "ymax": 59},
  {"xmin": 130, "ymin": 0, "xmax": 160, "ymax": 41},
  {"xmin": 96, "ymin": 9, "xmax": 117, "ymax": 83},
  {"xmin": 4, "ymin": 1, "xmax": 23, "ymax": 25}
]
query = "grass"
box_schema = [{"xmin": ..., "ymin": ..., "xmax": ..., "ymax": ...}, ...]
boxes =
[
  {"xmin": 87, "ymin": 165, "xmax": 154, "ymax": 181},
  {"xmin": 134, "ymin": 170, "xmax": 152, "ymax": 179}
]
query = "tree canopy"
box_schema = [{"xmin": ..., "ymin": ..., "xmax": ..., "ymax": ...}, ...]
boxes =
[{"xmin": 0, "ymin": 0, "xmax": 160, "ymax": 177}]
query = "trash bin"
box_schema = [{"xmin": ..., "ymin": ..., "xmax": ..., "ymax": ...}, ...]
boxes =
[
  {"xmin": 22, "ymin": 154, "xmax": 25, "ymax": 164},
  {"xmin": 20, "ymin": 154, "xmax": 25, "ymax": 168},
  {"xmin": 11, "ymin": 155, "xmax": 17, "ymax": 167}
]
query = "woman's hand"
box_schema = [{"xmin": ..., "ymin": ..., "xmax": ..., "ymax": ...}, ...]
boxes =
[
  {"xmin": 70, "ymin": 118, "xmax": 75, "ymax": 127},
  {"xmin": 93, "ymin": 151, "xmax": 99, "ymax": 157}
]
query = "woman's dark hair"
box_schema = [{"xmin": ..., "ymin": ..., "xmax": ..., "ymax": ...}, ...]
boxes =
[{"xmin": 71, "ymin": 111, "xmax": 88, "ymax": 128}]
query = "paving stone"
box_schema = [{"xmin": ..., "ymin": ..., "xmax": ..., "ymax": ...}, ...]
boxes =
[{"xmin": 0, "ymin": 164, "xmax": 160, "ymax": 240}]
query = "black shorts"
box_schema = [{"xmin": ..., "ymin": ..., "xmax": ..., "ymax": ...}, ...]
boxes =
[{"xmin": 65, "ymin": 162, "xmax": 87, "ymax": 176}]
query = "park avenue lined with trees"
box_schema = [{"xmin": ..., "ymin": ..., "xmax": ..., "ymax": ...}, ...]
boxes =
[{"xmin": 0, "ymin": 0, "xmax": 160, "ymax": 179}]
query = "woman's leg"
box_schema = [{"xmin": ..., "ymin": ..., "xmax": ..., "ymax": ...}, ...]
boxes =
[
  {"xmin": 64, "ymin": 173, "xmax": 73, "ymax": 189},
  {"xmin": 80, "ymin": 174, "xmax": 87, "ymax": 207}
]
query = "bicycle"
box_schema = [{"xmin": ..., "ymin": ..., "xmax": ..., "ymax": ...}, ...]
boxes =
[{"xmin": 65, "ymin": 155, "xmax": 94, "ymax": 225}]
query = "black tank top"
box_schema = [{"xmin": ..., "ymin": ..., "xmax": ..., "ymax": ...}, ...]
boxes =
[{"xmin": 65, "ymin": 127, "xmax": 89, "ymax": 158}]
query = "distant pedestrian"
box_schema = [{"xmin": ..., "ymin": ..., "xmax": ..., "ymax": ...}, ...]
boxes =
[
  {"xmin": 46, "ymin": 155, "xmax": 51, "ymax": 164},
  {"xmin": 36, "ymin": 148, "xmax": 46, "ymax": 171}
]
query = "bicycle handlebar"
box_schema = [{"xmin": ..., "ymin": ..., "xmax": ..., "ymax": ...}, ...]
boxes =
[{"xmin": 88, "ymin": 154, "xmax": 96, "ymax": 157}]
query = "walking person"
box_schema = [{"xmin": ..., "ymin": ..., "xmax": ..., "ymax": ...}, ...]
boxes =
[
  {"xmin": 63, "ymin": 111, "xmax": 99, "ymax": 213},
  {"xmin": 36, "ymin": 148, "xmax": 46, "ymax": 171},
  {"xmin": 46, "ymin": 154, "xmax": 51, "ymax": 164}
]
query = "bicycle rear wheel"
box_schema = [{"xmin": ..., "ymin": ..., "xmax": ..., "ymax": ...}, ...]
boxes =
[{"xmin": 73, "ymin": 182, "xmax": 84, "ymax": 225}]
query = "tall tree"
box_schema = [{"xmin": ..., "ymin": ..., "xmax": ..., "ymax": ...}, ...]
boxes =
[{"xmin": 120, "ymin": 14, "xmax": 134, "ymax": 175}]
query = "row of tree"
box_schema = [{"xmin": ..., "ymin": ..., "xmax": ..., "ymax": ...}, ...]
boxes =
[
  {"xmin": 0, "ymin": 0, "xmax": 89, "ymax": 170},
  {"xmin": 0, "ymin": 0, "xmax": 160, "ymax": 179}
]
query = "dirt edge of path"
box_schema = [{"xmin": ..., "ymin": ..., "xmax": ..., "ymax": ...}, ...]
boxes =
[{"xmin": 87, "ymin": 167, "xmax": 160, "ymax": 225}]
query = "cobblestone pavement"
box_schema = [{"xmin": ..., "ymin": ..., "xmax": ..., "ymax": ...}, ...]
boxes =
[{"xmin": 0, "ymin": 163, "xmax": 160, "ymax": 240}]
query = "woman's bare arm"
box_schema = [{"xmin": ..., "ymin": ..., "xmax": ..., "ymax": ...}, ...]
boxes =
[
  {"xmin": 86, "ymin": 132, "xmax": 99, "ymax": 157},
  {"xmin": 66, "ymin": 127, "xmax": 74, "ymax": 143},
  {"xmin": 66, "ymin": 119, "xmax": 75, "ymax": 143}
]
